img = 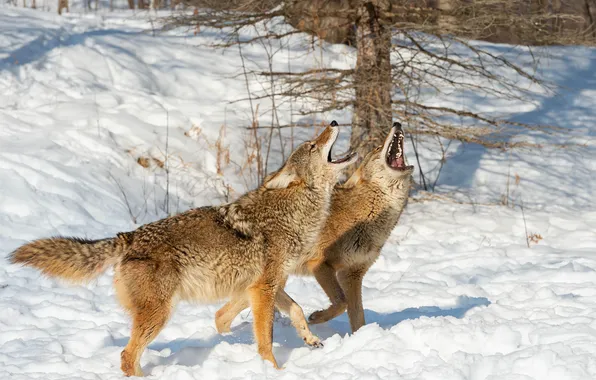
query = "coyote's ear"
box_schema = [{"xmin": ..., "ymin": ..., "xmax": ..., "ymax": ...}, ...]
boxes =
[
  {"xmin": 342, "ymin": 167, "xmax": 363, "ymax": 188},
  {"xmin": 264, "ymin": 166, "xmax": 300, "ymax": 189}
]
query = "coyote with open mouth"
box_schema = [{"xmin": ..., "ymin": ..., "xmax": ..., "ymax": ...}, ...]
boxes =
[{"xmin": 11, "ymin": 122, "xmax": 358, "ymax": 376}]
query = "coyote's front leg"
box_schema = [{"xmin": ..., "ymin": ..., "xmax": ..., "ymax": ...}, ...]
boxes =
[
  {"xmin": 275, "ymin": 289, "xmax": 322, "ymax": 347},
  {"xmin": 248, "ymin": 268, "xmax": 281, "ymax": 369},
  {"xmin": 216, "ymin": 285, "xmax": 322, "ymax": 348},
  {"xmin": 338, "ymin": 267, "xmax": 367, "ymax": 332}
]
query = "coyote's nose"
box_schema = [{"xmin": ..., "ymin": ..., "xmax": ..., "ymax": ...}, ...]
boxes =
[{"xmin": 315, "ymin": 121, "xmax": 339, "ymax": 146}]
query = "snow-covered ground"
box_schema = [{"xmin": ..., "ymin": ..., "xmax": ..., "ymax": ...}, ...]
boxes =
[{"xmin": 1, "ymin": 6, "xmax": 596, "ymax": 380}]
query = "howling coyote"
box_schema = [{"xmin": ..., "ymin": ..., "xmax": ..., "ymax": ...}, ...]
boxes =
[
  {"xmin": 11, "ymin": 122, "xmax": 357, "ymax": 376},
  {"xmin": 216, "ymin": 123, "xmax": 413, "ymax": 334}
]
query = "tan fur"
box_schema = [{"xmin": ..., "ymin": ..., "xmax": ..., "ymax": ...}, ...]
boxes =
[
  {"xmin": 215, "ymin": 277, "xmax": 322, "ymax": 347},
  {"xmin": 10, "ymin": 236, "xmax": 129, "ymax": 282},
  {"xmin": 216, "ymin": 126, "xmax": 413, "ymax": 335},
  {"xmin": 10, "ymin": 125, "xmax": 357, "ymax": 376}
]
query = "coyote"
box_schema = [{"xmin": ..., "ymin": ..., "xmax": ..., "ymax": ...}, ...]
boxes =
[
  {"xmin": 216, "ymin": 123, "xmax": 414, "ymax": 334},
  {"xmin": 10, "ymin": 123, "xmax": 357, "ymax": 377}
]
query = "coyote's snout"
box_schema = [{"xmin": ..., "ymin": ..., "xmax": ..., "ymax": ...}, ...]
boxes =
[
  {"xmin": 10, "ymin": 122, "xmax": 357, "ymax": 376},
  {"xmin": 216, "ymin": 122, "xmax": 413, "ymax": 335}
]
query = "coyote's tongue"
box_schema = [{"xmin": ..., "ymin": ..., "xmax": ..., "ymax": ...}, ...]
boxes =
[
  {"xmin": 390, "ymin": 155, "xmax": 405, "ymax": 169},
  {"xmin": 387, "ymin": 131, "xmax": 405, "ymax": 169}
]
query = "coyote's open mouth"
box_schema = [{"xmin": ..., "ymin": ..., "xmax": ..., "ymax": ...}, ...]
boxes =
[
  {"xmin": 386, "ymin": 123, "xmax": 414, "ymax": 171},
  {"xmin": 326, "ymin": 121, "xmax": 357, "ymax": 165},
  {"xmin": 328, "ymin": 149, "xmax": 357, "ymax": 164}
]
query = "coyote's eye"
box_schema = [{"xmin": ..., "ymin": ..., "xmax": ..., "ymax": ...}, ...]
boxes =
[{"xmin": 309, "ymin": 142, "xmax": 317, "ymax": 152}]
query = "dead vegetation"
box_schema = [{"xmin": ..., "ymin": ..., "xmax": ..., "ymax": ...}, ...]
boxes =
[
  {"xmin": 165, "ymin": 0, "xmax": 593, "ymax": 188},
  {"xmin": 528, "ymin": 233, "xmax": 543, "ymax": 245}
]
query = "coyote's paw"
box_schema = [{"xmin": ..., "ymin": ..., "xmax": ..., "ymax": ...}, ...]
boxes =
[
  {"xmin": 215, "ymin": 320, "xmax": 232, "ymax": 334},
  {"xmin": 303, "ymin": 335, "xmax": 324, "ymax": 348},
  {"xmin": 121, "ymin": 350, "xmax": 144, "ymax": 377},
  {"xmin": 214, "ymin": 311, "xmax": 233, "ymax": 334}
]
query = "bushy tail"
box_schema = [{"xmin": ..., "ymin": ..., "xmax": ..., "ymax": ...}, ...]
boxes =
[{"xmin": 10, "ymin": 234, "xmax": 131, "ymax": 283}]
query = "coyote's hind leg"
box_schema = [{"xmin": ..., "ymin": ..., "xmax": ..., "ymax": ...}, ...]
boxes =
[{"xmin": 118, "ymin": 260, "xmax": 177, "ymax": 377}]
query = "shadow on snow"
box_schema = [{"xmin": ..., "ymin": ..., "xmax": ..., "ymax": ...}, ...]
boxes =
[{"xmin": 109, "ymin": 295, "xmax": 490, "ymax": 371}]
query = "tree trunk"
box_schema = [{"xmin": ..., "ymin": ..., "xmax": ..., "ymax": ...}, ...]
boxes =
[
  {"xmin": 437, "ymin": 0, "xmax": 457, "ymax": 34},
  {"xmin": 350, "ymin": 0, "xmax": 393, "ymax": 170},
  {"xmin": 127, "ymin": 0, "xmax": 134, "ymax": 8},
  {"xmin": 586, "ymin": 0, "xmax": 596, "ymax": 38}
]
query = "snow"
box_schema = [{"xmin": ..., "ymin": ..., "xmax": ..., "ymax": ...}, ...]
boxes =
[{"xmin": 1, "ymin": 6, "xmax": 596, "ymax": 380}]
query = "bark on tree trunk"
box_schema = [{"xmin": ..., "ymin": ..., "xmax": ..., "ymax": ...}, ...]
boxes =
[
  {"xmin": 127, "ymin": 0, "xmax": 134, "ymax": 9},
  {"xmin": 437, "ymin": 0, "xmax": 457, "ymax": 34},
  {"xmin": 350, "ymin": 0, "xmax": 393, "ymax": 171},
  {"xmin": 586, "ymin": 0, "xmax": 596, "ymax": 37}
]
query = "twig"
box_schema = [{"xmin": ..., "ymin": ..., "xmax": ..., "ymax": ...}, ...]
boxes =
[
  {"xmin": 237, "ymin": 33, "xmax": 263, "ymax": 184},
  {"xmin": 505, "ymin": 155, "xmax": 511, "ymax": 207},
  {"xmin": 94, "ymin": 92, "xmax": 101, "ymax": 139},
  {"xmin": 520, "ymin": 197, "xmax": 530, "ymax": 248},
  {"xmin": 409, "ymin": 133, "xmax": 427, "ymax": 191},
  {"xmin": 108, "ymin": 173, "xmax": 138, "ymax": 224},
  {"xmin": 260, "ymin": 24, "xmax": 283, "ymax": 176},
  {"xmin": 287, "ymin": 37, "xmax": 294, "ymax": 151},
  {"xmin": 431, "ymin": 136, "xmax": 450, "ymax": 191},
  {"xmin": 164, "ymin": 109, "xmax": 170, "ymax": 215}
]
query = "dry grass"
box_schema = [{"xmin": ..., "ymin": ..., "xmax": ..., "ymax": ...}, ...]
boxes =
[
  {"xmin": 152, "ymin": 157, "xmax": 165, "ymax": 168},
  {"xmin": 134, "ymin": 155, "xmax": 166, "ymax": 170},
  {"xmin": 184, "ymin": 123, "xmax": 231, "ymax": 177},
  {"xmin": 184, "ymin": 124, "xmax": 202, "ymax": 139},
  {"xmin": 137, "ymin": 157, "xmax": 151, "ymax": 169},
  {"xmin": 528, "ymin": 233, "xmax": 543, "ymax": 245}
]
